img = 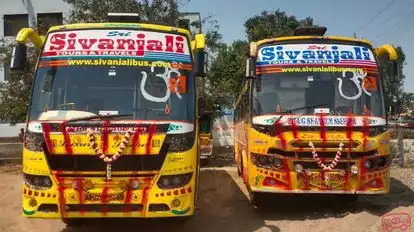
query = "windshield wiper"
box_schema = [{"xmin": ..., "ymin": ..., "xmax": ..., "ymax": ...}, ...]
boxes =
[
  {"xmin": 273, "ymin": 102, "xmax": 331, "ymax": 125},
  {"xmin": 66, "ymin": 114, "xmax": 133, "ymax": 123}
]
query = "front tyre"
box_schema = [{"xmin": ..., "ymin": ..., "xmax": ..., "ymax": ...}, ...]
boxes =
[
  {"xmin": 61, "ymin": 218, "xmax": 87, "ymax": 227},
  {"xmin": 249, "ymin": 192, "xmax": 267, "ymax": 207}
]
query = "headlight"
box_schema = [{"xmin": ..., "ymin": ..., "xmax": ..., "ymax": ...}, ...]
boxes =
[
  {"xmin": 24, "ymin": 131, "xmax": 44, "ymax": 152},
  {"xmin": 294, "ymin": 164, "xmax": 303, "ymax": 173},
  {"xmin": 23, "ymin": 173, "xmax": 52, "ymax": 190},
  {"xmin": 164, "ymin": 132, "xmax": 194, "ymax": 152},
  {"xmin": 250, "ymin": 153, "xmax": 284, "ymax": 170},
  {"xmin": 157, "ymin": 172, "xmax": 193, "ymax": 189},
  {"xmin": 363, "ymin": 156, "xmax": 390, "ymax": 170}
]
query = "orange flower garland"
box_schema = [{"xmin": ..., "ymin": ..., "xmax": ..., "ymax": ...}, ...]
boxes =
[{"xmin": 309, "ymin": 142, "xmax": 344, "ymax": 171}]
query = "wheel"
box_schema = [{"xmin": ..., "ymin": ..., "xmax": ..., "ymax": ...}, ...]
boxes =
[
  {"xmin": 249, "ymin": 192, "xmax": 267, "ymax": 207},
  {"xmin": 61, "ymin": 218, "xmax": 87, "ymax": 227}
]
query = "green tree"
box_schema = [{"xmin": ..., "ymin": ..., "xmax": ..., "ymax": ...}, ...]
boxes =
[
  {"xmin": 244, "ymin": 10, "xmax": 314, "ymax": 42},
  {"xmin": 0, "ymin": 40, "xmax": 39, "ymax": 125},
  {"xmin": 379, "ymin": 46, "xmax": 407, "ymax": 114},
  {"xmin": 64, "ymin": 0, "xmax": 180, "ymax": 25}
]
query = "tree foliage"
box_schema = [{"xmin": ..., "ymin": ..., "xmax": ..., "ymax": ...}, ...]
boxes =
[
  {"xmin": 379, "ymin": 46, "xmax": 407, "ymax": 114},
  {"xmin": 64, "ymin": 0, "xmax": 180, "ymax": 26},
  {"xmin": 0, "ymin": 41, "xmax": 38, "ymax": 124},
  {"xmin": 244, "ymin": 10, "xmax": 314, "ymax": 42}
]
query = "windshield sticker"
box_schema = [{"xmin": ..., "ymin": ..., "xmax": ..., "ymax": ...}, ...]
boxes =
[
  {"xmin": 254, "ymin": 115, "xmax": 386, "ymax": 127},
  {"xmin": 42, "ymin": 30, "xmax": 191, "ymax": 63},
  {"xmin": 27, "ymin": 121, "xmax": 194, "ymax": 134},
  {"xmin": 99, "ymin": 110, "xmax": 119, "ymax": 116},
  {"xmin": 257, "ymin": 44, "xmax": 376, "ymax": 66},
  {"xmin": 38, "ymin": 58, "xmax": 192, "ymax": 70},
  {"xmin": 257, "ymin": 65, "xmax": 373, "ymax": 75},
  {"xmin": 337, "ymin": 70, "xmax": 372, "ymax": 100},
  {"xmin": 140, "ymin": 66, "xmax": 185, "ymax": 102}
]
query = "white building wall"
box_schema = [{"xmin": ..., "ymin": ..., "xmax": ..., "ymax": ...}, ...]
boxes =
[{"xmin": 0, "ymin": 0, "xmax": 70, "ymax": 137}]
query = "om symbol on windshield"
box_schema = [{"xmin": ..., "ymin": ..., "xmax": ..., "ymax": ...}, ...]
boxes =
[
  {"xmin": 337, "ymin": 69, "xmax": 372, "ymax": 100},
  {"xmin": 140, "ymin": 66, "xmax": 185, "ymax": 102}
]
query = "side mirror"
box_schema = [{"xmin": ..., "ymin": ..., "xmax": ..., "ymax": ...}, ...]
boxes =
[
  {"xmin": 389, "ymin": 61, "xmax": 400, "ymax": 83},
  {"xmin": 10, "ymin": 43, "xmax": 27, "ymax": 70},
  {"xmin": 195, "ymin": 50, "xmax": 208, "ymax": 77},
  {"xmin": 245, "ymin": 57, "xmax": 256, "ymax": 79}
]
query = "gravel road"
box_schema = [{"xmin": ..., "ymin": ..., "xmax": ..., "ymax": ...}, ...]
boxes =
[{"xmin": 1, "ymin": 157, "xmax": 414, "ymax": 232}]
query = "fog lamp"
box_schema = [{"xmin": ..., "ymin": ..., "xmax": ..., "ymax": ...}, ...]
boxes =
[
  {"xmin": 129, "ymin": 180, "xmax": 140, "ymax": 190},
  {"xmin": 294, "ymin": 164, "xmax": 303, "ymax": 173},
  {"xmin": 350, "ymin": 165, "xmax": 359, "ymax": 175}
]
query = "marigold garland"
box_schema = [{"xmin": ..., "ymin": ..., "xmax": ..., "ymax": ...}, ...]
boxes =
[
  {"xmin": 309, "ymin": 142, "xmax": 344, "ymax": 171},
  {"xmin": 87, "ymin": 128, "xmax": 133, "ymax": 163}
]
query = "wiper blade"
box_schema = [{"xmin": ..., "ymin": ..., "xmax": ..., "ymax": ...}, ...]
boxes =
[
  {"xmin": 66, "ymin": 114, "xmax": 133, "ymax": 123},
  {"xmin": 273, "ymin": 103, "xmax": 331, "ymax": 124}
]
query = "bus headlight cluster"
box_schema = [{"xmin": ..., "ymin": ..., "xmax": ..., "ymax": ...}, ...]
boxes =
[
  {"xmin": 363, "ymin": 156, "xmax": 390, "ymax": 170},
  {"xmin": 24, "ymin": 131, "xmax": 44, "ymax": 152},
  {"xmin": 23, "ymin": 173, "xmax": 52, "ymax": 190},
  {"xmin": 251, "ymin": 153, "xmax": 283, "ymax": 170},
  {"xmin": 157, "ymin": 172, "xmax": 193, "ymax": 189},
  {"xmin": 164, "ymin": 132, "xmax": 194, "ymax": 152}
]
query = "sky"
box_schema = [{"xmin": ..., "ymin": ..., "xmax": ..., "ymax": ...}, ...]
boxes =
[{"xmin": 179, "ymin": 0, "xmax": 414, "ymax": 92}]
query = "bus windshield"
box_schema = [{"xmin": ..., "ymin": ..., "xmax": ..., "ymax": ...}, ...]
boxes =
[
  {"xmin": 29, "ymin": 65, "xmax": 194, "ymax": 121},
  {"xmin": 28, "ymin": 29, "xmax": 194, "ymax": 122},
  {"xmin": 253, "ymin": 43, "xmax": 384, "ymax": 117}
]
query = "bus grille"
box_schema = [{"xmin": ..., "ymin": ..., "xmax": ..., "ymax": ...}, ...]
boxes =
[
  {"xmin": 45, "ymin": 143, "xmax": 169, "ymax": 172},
  {"xmin": 292, "ymin": 161, "xmax": 356, "ymax": 170},
  {"xmin": 267, "ymin": 148, "xmax": 377, "ymax": 159},
  {"xmin": 65, "ymin": 204, "xmax": 143, "ymax": 212}
]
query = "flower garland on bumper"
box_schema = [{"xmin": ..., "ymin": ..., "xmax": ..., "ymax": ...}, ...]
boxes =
[
  {"xmin": 309, "ymin": 142, "xmax": 344, "ymax": 171},
  {"xmin": 87, "ymin": 128, "xmax": 133, "ymax": 180}
]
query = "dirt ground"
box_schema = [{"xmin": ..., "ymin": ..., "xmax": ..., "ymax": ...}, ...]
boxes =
[{"xmin": 1, "ymin": 155, "xmax": 414, "ymax": 232}]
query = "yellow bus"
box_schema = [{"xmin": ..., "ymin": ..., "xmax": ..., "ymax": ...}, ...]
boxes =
[
  {"xmin": 11, "ymin": 13, "xmax": 207, "ymax": 224},
  {"xmin": 234, "ymin": 26, "xmax": 399, "ymax": 206}
]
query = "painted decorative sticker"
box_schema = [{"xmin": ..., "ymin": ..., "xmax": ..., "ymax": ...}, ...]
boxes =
[
  {"xmin": 42, "ymin": 30, "xmax": 191, "ymax": 62},
  {"xmin": 254, "ymin": 115, "xmax": 386, "ymax": 127}
]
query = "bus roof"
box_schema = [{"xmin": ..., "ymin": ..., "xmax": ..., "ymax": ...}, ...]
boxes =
[
  {"xmin": 255, "ymin": 35, "xmax": 373, "ymax": 48},
  {"xmin": 47, "ymin": 22, "xmax": 192, "ymax": 37}
]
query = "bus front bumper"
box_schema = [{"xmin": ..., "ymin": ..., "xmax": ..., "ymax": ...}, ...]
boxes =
[{"xmin": 22, "ymin": 186, "xmax": 195, "ymax": 218}]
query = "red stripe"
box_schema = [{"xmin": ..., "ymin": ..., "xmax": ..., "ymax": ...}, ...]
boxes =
[
  {"xmin": 76, "ymin": 178, "xmax": 85, "ymax": 215},
  {"xmin": 131, "ymin": 126, "xmax": 141, "ymax": 154},
  {"xmin": 283, "ymin": 159, "xmax": 292, "ymax": 190},
  {"xmin": 141, "ymin": 186, "xmax": 150, "ymax": 216},
  {"xmin": 41, "ymin": 123, "xmax": 54, "ymax": 154},
  {"xmin": 289, "ymin": 119, "xmax": 302, "ymax": 152},
  {"xmin": 146, "ymin": 125, "xmax": 156, "ymax": 154},
  {"xmin": 346, "ymin": 112, "xmax": 354, "ymax": 159},
  {"xmin": 100, "ymin": 183, "xmax": 109, "ymax": 216},
  {"xmin": 61, "ymin": 122, "xmax": 73, "ymax": 154},
  {"xmin": 274, "ymin": 120, "xmax": 287, "ymax": 149},
  {"xmin": 319, "ymin": 114, "xmax": 327, "ymax": 152},
  {"xmin": 101, "ymin": 120, "xmax": 110, "ymax": 154},
  {"xmin": 362, "ymin": 115, "xmax": 370, "ymax": 150},
  {"xmin": 56, "ymin": 172, "xmax": 66, "ymax": 217},
  {"xmin": 123, "ymin": 178, "xmax": 134, "ymax": 213}
]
